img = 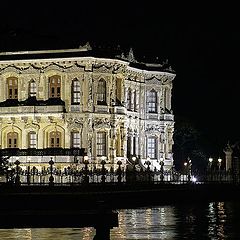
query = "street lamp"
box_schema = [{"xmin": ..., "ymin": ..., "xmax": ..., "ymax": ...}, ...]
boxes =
[
  {"xmin": 208, "ymin": 157, "xmax": 213, "ymax": 181},
  {"xmin": 208, "ymin": 157, "xmax": 213, "ymax": 168},
  {"xmin": 160, "ymin": 157, "xmax": 164, "ymax": 182},
  {"xmin": 117, "ymin": 160, "xmax": 122, "ymax": 183},
  {"xmin": 218, "ymin": 157, "xmax": 222, "ymax": 181},
  {"xmin": 132, "ymin": 156, "xmax": 136, "ymax": 171},
  {"xmin": 100, "ymin": 156, "xmax": 106, "ymax": 183},
  {"xmin": 14, "ymin": 158, "xmax": 21, "ymax": 185},
  {"xmin": 48, "ymin": 157, "xmax": 54, "ymax": 186},
  {"xmin": 145, "ymin": 157, "xmax": 151, "ymax": 171},
  {"xmin": 218, "ymin": 157, "xmax": 222, "ymax": 170}
]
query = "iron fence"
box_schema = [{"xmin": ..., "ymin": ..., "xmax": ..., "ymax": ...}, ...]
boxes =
[{"xmin": 1, "ymin": 162, "xmax": 239, "ymax": 186}]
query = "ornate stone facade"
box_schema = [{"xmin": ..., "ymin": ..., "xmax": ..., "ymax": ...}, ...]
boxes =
[{"xmin": 0, "ymin": 47, "xmax": 176, "ymax": 171}]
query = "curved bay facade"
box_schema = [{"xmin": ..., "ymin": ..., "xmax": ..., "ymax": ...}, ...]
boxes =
[{"xmin": 0, "ymin": 48, "xmax": 175, "ymax": 172}]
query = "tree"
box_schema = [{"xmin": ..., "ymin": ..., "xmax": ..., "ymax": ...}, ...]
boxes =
[
  {"xmin": 173, "ymin": 116, "xmax": 208, "ymax": 171},
  {"xmin": 0, "ymin": 155, "xmax": 10, "ymax": 175}
]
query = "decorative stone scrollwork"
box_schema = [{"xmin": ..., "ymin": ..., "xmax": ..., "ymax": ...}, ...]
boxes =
[
  {"xmin": 0, "ymin": 66, "xmax": 20, "ymax": 74},
  {"xmin": 21, "ymin": 65, "xmax": 39, "ymax": 74},
  {"xmin": 66, "ymin": 117, "xmax": 84, "ymax": 129},
  {"xmin": 93, "ymin": 118, "xmax": 110, "ymax": 129},
  {"xmin": 25, "ymin": 122, "xmax": 40, "ymax": 131},
  {"xmin": 146, "ymin": 124, "xmax": 161, "ymax": 133},
  {"xmin": 93, "ymin": 64, "xmax": 112, "ymax": 73}
]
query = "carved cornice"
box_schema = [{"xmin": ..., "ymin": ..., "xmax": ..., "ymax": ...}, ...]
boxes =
[{"xmin": 145, "ymin": 73, "xmax": 175, "ymax": 85}]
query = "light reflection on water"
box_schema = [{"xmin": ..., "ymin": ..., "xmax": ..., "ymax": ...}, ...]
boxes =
[{"xmin": 0, "ymin": 201, "xmax": 239, "ymax": 240}]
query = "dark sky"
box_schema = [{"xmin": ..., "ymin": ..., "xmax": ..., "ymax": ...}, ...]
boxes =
[{"xmin": 0, "ymin": 2, "xmax": 239, "ymax": 155}]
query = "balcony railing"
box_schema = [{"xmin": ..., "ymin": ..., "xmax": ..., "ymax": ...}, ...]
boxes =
[
  {"xmin": 160, "ymin": 114, "xmax": 174, "ymax": 121},
  {"xmin": 0, "ymin": 148, "xmax": 85, "ymax": 157},
  {"xmin": 0, "ymin": 97, "xmax": 66, "ymax": 114},
  {"xmin": 0, "ymin": 105, "xmax": 64, "ymax": 114}
]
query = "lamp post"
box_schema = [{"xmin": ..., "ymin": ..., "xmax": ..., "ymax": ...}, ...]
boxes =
[
  {"xmin": 184, "ymin": 162, "xmax": 187, "ymax": 182},
  {"xmin": 145, "ymin": 157, "xmax": 151, "ymax": 171},
  {"xmin": 49, "ymin": 157, "xmax": 54, "ymax": 186},
  {"xmin": 188, "ymin": 157, "xmax": 192, "ymax": 182},
  {"xmin": 117, "ymin": 160, "xmax": 122, "ymax": 183},
  {"xmin": 100, "ymin": 157, "xmax": 106, "ymax": 184},
  {"xmin": 132, "ymin": 156, "xmax": 137, "ymax": 182},
  {"xmin": 160, "ymin": 157, "xmax": 164, "ymax": 182},
  {"xmin": 145, "ymin": 157, "xmax": 151, "ymax": 182},
  {"xmin": 208, "ymin": 157, "xmax": 213, "ymax": 181},
  {"xmin": 218, "ymin": 157, "xmax": 222, "ymax": 181},
  {"xmin": 132, "ymin": 156, "xmax": 136, "ymax": 171},
  {"xmin": 14, "ymin": 158, "xmax": 21, "ymax": 185},
  {"xmin": 6, "ymin": 166, "xmax": 12, "ymax": 183},
  {"xmin": 83, "ymin": 155, "xmax": 89, "ymax": 184}
]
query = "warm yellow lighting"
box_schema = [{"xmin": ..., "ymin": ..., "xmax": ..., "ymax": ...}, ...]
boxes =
[{"xmin": 209, "ymin": 157, "xmax": 213, "ymax": 163}]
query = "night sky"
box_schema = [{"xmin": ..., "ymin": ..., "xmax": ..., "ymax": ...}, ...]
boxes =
[{"xmin": 0, "ymin": 2, "xmax": 239, "ymax": 156}]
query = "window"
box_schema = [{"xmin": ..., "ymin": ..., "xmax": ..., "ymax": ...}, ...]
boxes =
[
  {"xmin": 29, "ymin": 80, "xmax": 37, "ymax": 97},
  {"xmin": 147, "ymin": 137, "xmax": 157, "ymax": 159},
  {"xmin": 148, "ymin": 90, "xmax": 157, "ymax": 113},
  {"xmin": 7, "ymin": 132, "xmax": 18, "ymax": 148},
  {"xmin": 49, "ymin": 131, "xmax": 61, "ymax": 148},
  {"xmin": 49, "ymin": 75, "xmax": 61, "ymax": 98},
  {"xmin": 97, "ymin": 79, "xmax": 106, "ymax": 104},
  {"xmin": 71, "ymin": 79, "xmax": 80, "ymax": 104},
  {"xmin": 7, "ymin": 77, "xmax": 18, "ymax": 99},
  {"xmin": 115, "ymin": 78, "xmax": 122, "ymax": 104},
  {"xmin": 71, "ymin": 132, "xmax": 80, "ymax": 148},
  {"xmin": 127, "ymin": 88, "xmax": 131, "ymax": 110},
  {"xmin": 28, "ymin": 132, "xmax": 37, "ymax": 148},
  {"xmin": 127, "ymin": 136, "xmax": 131, "ymax": 158},
  {"xmin": 133, "ymin": 90, "xmax": 137, "ymax": 111},
  {"xmin": 96, "ymin": 132, "xmax": 106, "ymax": 156}
]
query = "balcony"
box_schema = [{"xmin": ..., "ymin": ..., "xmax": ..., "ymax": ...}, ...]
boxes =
[
  {"xmin": 0, "ymin": 105, "xmax": 65, "ymax": 114},
  {"xmin": 0, "ymin": 148, "xmax": 85, "ymax": 157},
  {"xmin": 0, "ymin": 97, "xmax": 65, "ymax": 114},
  {"xmin": 94, "ymin": 105, "xmax": 109, "ymax": 113},
  {"xmin": 160, "ymin": 114, "xmax": 174, "ymax": 121},
  {"xmin": 113, "ymin": 106, "xmax": 126, "ymax": 114}
]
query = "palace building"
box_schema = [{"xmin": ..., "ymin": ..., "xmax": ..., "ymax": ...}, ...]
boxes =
[{"xmin": 0, "ymin": 44, "xmax": 175, "ymax": 172}]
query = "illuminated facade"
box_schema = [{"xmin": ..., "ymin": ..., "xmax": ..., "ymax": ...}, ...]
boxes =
[{"xmin": 0, "ymin": 46, "xmax": 175, "ymax": 171}]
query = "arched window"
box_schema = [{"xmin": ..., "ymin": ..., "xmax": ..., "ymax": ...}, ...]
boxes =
[
  {"xmin": 29, "ymin": 80, "xmax": 37, "ymax": 97},
  {"xmin": 71, "ymin": 79, "xmax": 80, "ymax": 104},
  {"xmin": 49, "ymin": 75, "xmax": 61, "ymax": 98},
  {"xmin": 71, "ymin": 131, "xmax": 81, "ymax": 148},
  {"xmin": 7, "ymin": 77, "xmax": 18, "ymax": 99},
  {"xmin": 148, "ymin": 89, "xmax": 157, "ymax": 113},
  {"xmin": 7, "ymin": 132, "xmax": 18, "ymax": 148},
  {"xmin": 28, "ymin": 131, "xmax": 37, "ymax": 148},
  {"xmin": 49, "ymin": 131, "xmax": 61, "ymax": 148},
  {"xmin": 147, "ymin": 136, "xmax": 157, "ymax": 159},
  {"xmin": 97, "ymin": 79, "xmax": 106, "ymax": 104},
  {"xmin": 96, "ymin": 132, "xmax": 106, "ymax": 156}
]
